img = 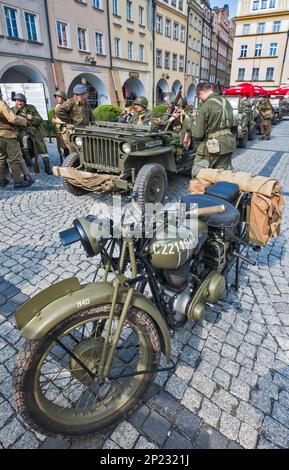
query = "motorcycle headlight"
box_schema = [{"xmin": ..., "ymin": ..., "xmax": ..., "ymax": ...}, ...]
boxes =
[
  {"xmin": 121, "ymin": 142, "xmax": 132, "ymax": 154},
  {"xmin": 75, "ymin": 136, "xmax": 83, "ymax": 147}
]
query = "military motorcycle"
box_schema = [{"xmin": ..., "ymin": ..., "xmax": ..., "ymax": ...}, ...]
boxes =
[{"xmin": 14, "ymin": 183, "xmax": 257, "ymax": 437}]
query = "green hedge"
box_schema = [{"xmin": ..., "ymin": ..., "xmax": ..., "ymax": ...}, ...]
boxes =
[
  {"xmin": 152, "ymin": 104, "xmax": 168, "ymax": 117},
  {"xmin": 93, "ymin": 105, "xmax": 122, "ymax": 122}
]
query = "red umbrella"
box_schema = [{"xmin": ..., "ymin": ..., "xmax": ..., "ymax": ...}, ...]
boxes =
[
  {"xmin": 223, "ymin": 83, "xmax": 268, "ymax": 97},
  {"xmin": 270, "ymin": 86, "xmax": 289, "ymax": 96}
]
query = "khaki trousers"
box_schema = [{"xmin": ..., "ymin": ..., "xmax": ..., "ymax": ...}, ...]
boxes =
[
  {"xmin": 191, "ymin": 153, "xmax": 233, "ymax": 178},
  {"xmin": 261, "ymin": 119, "xmax": 271, "ymax": 139},
  {"xmin": 0, "ymin": 137, "xmax": 22, "ymax": 165}
]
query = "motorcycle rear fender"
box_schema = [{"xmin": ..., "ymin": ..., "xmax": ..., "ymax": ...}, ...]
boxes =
[{"xmin": 15, "ymin": 278, "xmax": 171, "ymax": 360}]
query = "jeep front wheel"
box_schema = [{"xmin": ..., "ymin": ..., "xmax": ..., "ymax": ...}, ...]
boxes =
[
  {"xmin": 62, "ymin": 153, "xmax": 88, "ymax": 197},
  {"xmin": 134, "ymin": 164, "xmax": 168, "ymax": 209}
]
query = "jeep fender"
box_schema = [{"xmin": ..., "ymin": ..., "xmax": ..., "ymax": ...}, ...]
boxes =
[{"xmin": 15, "ymin": 278, "xmax": 171, "ymax": 360}]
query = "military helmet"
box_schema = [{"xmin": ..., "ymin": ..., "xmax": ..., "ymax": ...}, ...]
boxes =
[
  {"xmin": 73, "ymin": 84, "xmax": 88, "ymax": 95},
  {"xmin": 14, "ymin": 93, "xmax": 27, "ymax": 102},
  {"xmin": 54, "ymin": 90, "xmax": 67, "ymax": 100},
  {"xmin": 133, "ymin": 96, "xmax": 148, "ymax": 108}
]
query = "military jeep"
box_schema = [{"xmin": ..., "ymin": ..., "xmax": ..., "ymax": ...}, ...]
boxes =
[
  {"xmin": 226, "ymin": 96, "xmax": 256, "ymax": 148},
  {"xmin": 53, "ymin": 121, "xmax": 195, "ymax": 205},
  {"xmin": 269, "ymin": 97, "xmax": 284, "ymax": 125}
]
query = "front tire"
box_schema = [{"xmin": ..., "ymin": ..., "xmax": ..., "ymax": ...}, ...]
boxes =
[
  {"xmin": 14, "ymin": 304, "xmax": 161, "ymax": 438},
  {"xmin": 61, "ymin": 153, "xmax": 88, "ymax": 196},
  {"xmin": 134, "ymin": 164, "xmax": 168, "ymax": 210}
]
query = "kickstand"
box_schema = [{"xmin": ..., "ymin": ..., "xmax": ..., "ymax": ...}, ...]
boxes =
[{"xmin": 234, "ymin": 256, "xmax": 240, "ymax": 291}]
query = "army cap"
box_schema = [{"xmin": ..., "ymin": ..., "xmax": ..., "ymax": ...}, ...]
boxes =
[
  {"xmin": 14, "ymin": 93, "xmax": 27, "ymax": 102},
  {"xmin": 73, "ymin": 84, "xmax": 88, "ymax": 95},
  {"xmin": 54, "ymin": 90, "xmax": 67, "ymax": 100},
  {"xmin": 133, "ymin": 96, "xmax": 148, "ymax": 108}
]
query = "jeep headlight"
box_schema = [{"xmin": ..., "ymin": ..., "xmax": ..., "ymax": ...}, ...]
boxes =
[
  {"xmin": 75, "ymin": 136, "xmax": 83, "ymax": 147},
  {"xmin": 121, "ymin": 142, "xmax": 132, "ymax": 154}
]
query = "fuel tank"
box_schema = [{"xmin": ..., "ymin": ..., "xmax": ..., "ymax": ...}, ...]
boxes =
[{"xmin": 148, "ymin": 219, "xmax": 208, "ymax": 270}]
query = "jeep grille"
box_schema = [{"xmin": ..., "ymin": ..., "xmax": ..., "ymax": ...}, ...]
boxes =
[{"xmin": 82, "ymin": 136, "xmax": 120, "ymax": 172}]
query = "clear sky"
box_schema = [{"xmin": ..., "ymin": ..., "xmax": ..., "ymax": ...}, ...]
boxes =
[{"xmin": 210, "ymin": 1, "xmax": 237, "ymax": 18}]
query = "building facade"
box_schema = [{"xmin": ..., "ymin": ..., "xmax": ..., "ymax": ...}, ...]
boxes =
[
  {"xmin": 210, "ymin": 4, "xmax": 234, "ymax": 88},
  {"xmin": 108, "ymin": 0, "xmax": 153, "ymax": 108},
  {"xmin": 0, "ymin": 0, "xmax": 55, "ymax": 107},
  {"xmin": 231, "ymin": 0, "xmax": 289, "ymax": 89},
  {"xmin": 46, "ymin": 0, "xmax": 114, "ymax": 109},
  {"xmin": 200, "ymin": 0, "xmax": 212, "ymax": 82},
  {"xmin": 154, "ymin": 0, "xmax": 187, "ymax": 105},
  {"xmin": 185, "ymin": 0, "xmax": 203, "ymax": 104}
]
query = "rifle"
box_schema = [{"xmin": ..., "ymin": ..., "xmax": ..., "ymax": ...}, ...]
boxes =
[
  {"xmin": 164, "ymin": 86, "xmax": 183, "ymax": 131},
  {"xmin": 28, "ymin": 122, "xmax": 40, "ymax": 174}
]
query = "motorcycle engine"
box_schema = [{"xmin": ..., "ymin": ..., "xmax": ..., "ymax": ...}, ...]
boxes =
[
  {"xmin": 160, "ymin": 233, "xmax": 230, "ymax": 323},
  {"xmin": 201, "ymin": 235, "xmax": 231, "ymax": 272}
]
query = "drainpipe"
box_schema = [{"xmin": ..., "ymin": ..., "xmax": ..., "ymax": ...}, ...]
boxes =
[
  {"xmin": 280, "ymin": 30, "xmax": 289, "ymax": 87},
  {"xmin": 152, "ymin": 0, "xmax": 156, "ymax": 107},
  {"xmin": 200, "ymin": 5, "xmax": 205, "ymax": 82},
  {"xmin": 106, "ymin": 0, "xmax": 120, "ymax": 106},
  {"xmin": 184, "ymin": 1, "xmax": 190, "ymax": 94},
  {"xmin": 44, "ymin": 0, "xmax": 58, "ymax": 89}
]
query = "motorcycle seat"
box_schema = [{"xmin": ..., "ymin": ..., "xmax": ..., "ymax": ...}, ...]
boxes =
[
  {"xmin": 205, "ymin": 182, "xmax": 240, "ymax": 203},
  {"xmin": 181, "ymin": 194, "xmax": 240, "ymax": 229}
]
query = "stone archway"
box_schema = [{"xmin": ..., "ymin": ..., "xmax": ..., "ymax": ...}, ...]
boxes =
[
  {"xmin": 171, "ymin": 80, "xmax": 182, "ymax": 100},
  {"xmin": 122, "ymin": 78, "xmax": 146, "ymax": 106},
  {"xmin": 68, "ymin": 73, "xmax": 110, "ymax": 109},
  {"xmin": 187, "ymin": 84, "xmax": 196, "ymax": 105},
  {"xmin": 156, "ymin": 79, "xmax": 169, "ymax": 105},
  {"xmin": 1, "ymin": 64, "xmax": 50, "ymax": 106}
]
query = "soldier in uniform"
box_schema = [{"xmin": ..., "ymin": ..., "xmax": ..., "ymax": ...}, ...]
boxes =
[
  {"xmin": 257, "ymin": 96, "xmax": 274, "ymax": 140},
  {"xmin": 188, "ymin": 82, "xmax": 236, "ymax": 177},
  {"xmin": 0, "ymin": 88, "xmax": 32, "ymax": 188},
  {"xmin": 52, "ymin": 90, "xmax": 69, "ymax": 159},
  {"xmin": 130, "ymin": 97, "xmax": 153, "ymax": 125},
  {"xmin": 11, "ymin": 93, "xmax": 53, "ymax": 174},
  {"xmin": 55, "ymin": 84, "xmax": 95, "ymax": 153},
  {"xmin": 239, "ymin": 97, "xmax": 251, "ymax": 128}
]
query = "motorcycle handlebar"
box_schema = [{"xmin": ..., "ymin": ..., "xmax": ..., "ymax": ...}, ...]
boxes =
[{"xmin": 59, "ymin": 227, "xmax": 81, "ymax": 246}]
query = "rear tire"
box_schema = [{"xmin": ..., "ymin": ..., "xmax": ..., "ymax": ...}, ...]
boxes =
[
  {"xmin": 134, "ymin": 164, "xmax": 168, "ymax": 210},
  {"xmin": 61, "ymin": 153, "xmax": 88, "ymax": 196}
]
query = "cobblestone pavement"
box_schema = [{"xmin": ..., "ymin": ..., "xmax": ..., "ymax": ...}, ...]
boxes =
[{"xmin": 0, "ymin": 122, "xmax": 289, "ymax": 449}]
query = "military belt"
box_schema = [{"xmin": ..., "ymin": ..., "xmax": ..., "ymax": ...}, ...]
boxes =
[{"xmin": 208, "ymin": 129, "xmax": 232, "ymax": 139}]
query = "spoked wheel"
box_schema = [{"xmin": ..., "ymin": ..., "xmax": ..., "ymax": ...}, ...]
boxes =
[{"xmin": 14, "ymin": 304, "xmax": 161, "ymax": 438}]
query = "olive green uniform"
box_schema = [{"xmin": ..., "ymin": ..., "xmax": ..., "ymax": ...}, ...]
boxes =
[
  {"xmin": 239, "ymin": 98, "xmax": 251, "ymax": 128},
  {"xmin": 0, "ymin": 99, "xmax": 28, "ymax": 185},
  {"xmin": 55, "ymin": 98, "xmax": 95, "ymax": 153},
  {"xmin": 11, "ymin": 104, "xmax": 48, "ymax": 155},
  {"xmin": 11, "ymin": 103, "xmax": 53, "ymax": 174},
  {"xmin": 257, "ymin": 98, "xmax": 274, "ymax": 140},
  {"xmin": 131, "ymin": 109, "xmax": 153, "ymax": 125},
  {"xmin": 190, "ymin": 92, "xmax": 236, "ymax": 177}
]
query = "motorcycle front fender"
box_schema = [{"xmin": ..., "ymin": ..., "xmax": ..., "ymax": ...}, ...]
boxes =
[{"xmin": 15, "ymin": 278, "xmax": 171, "ymax": 360}]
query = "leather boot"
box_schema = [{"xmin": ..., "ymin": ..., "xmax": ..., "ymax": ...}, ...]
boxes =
[
  {"xmin": 20, "ymin": 159, "xmax": 34, "ymax": 184},
  {"xmin": 9, "ymin": 163, "xmax": 32, "ymax": 189},
  {"xmin": 0, "ymin": 163, "xmax": 9, "ymax": 187},
  {"xmin": 42, "ymin": 155, "xmax": 53, "ymax": 175},
  {"xmin": 22, "ymin": 149, "xmax": 33, "ymax": 168}
]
